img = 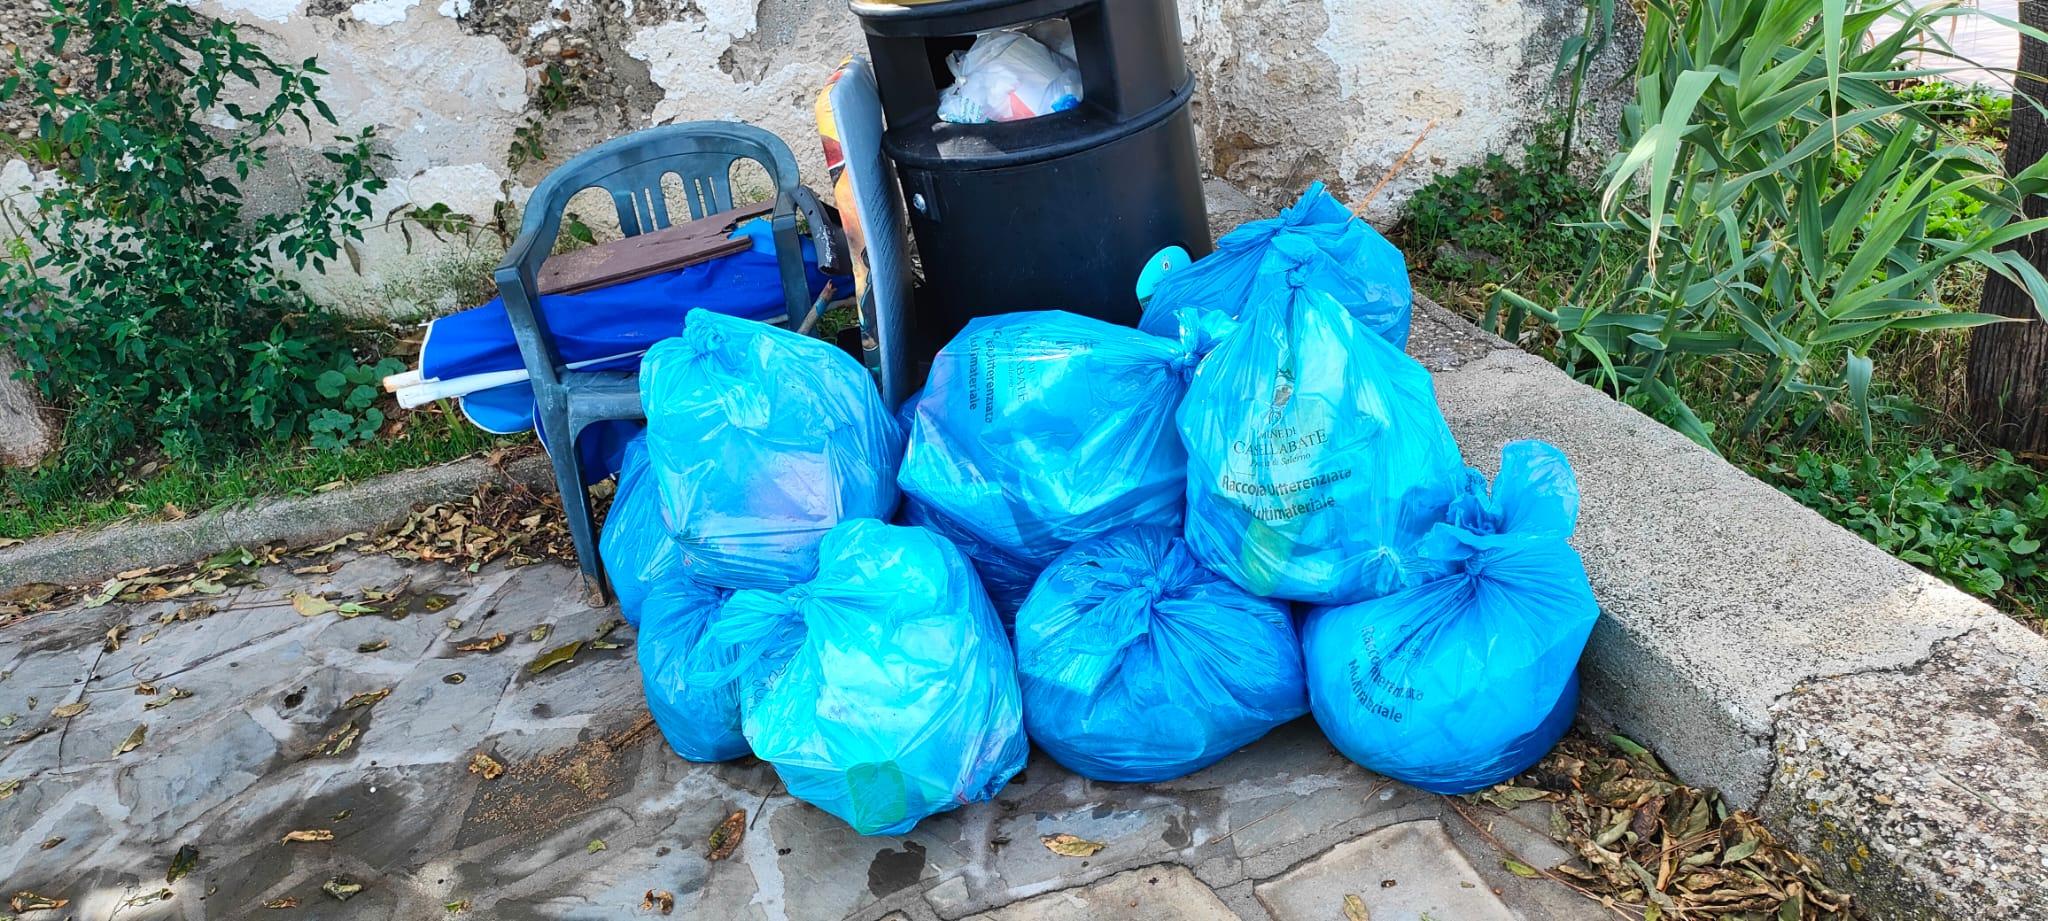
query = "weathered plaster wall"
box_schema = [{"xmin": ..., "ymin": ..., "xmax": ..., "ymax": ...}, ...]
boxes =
[
  {"xmin": 139, "ymin": 0, "xmax": 1625, "ymax": 315},
  {"xmin": 1181, "ymin": 0, "xmax": 1630, "ymax": 224}
]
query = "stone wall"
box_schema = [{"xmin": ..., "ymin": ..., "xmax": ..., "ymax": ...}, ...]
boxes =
[{"xmin": 2, "ymin": 0, "xmax": 1630, "ymax": 318}]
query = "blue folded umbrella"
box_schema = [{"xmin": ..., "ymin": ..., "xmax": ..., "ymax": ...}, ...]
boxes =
[{"xmin": 416, "ymin": 220, "xmax": 835, "ymax": 480}]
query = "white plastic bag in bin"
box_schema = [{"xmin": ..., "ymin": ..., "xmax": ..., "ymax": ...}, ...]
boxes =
[{"xmin": 938, "ymin": 29, "xmax": 1083, "ymax": 125}]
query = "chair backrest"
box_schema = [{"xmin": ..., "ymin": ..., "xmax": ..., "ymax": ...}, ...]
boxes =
[
  {"xmin": 525, "ymin": 121, "xmax": 800, "ymax": 239},
  {"xmin": 495, "ymin": 122, "xmax": 810, "ymax": 390}
]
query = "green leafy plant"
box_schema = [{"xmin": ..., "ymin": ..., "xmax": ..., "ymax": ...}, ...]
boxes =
[
  {"xmin": 310, "ymin": 359, "xmax": 404, "ymax": 450},
  {"xmin": 0, "ymin": 0, "xmax": 392, "ymax": 473},
  {"xmin": 506, "ymin": 64, "xmax": 580, "ymax": 170},
  {"xmin": 1406, "ymin": 130, "xmax": 1599, "ymax": 284},
  {"xmin": 1489, "ymin": 0, "xmax": 2048, "ymax": 452},
  {"xmin": 1894, "ymin": 79, "xmax": 2011, "ymax": 144},
  {"xmin": 1556, "ymin": 0, "xmax": 1618, "ymax": 157},
  {"xmin": 1767, "ymin": 446, "xmax": 2046, "ymax": 616}
]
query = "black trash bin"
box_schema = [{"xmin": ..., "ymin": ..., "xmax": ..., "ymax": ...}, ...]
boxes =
[{"xmin": 850, "ymin": 0, "xmax": 1210, "ymax": 357}]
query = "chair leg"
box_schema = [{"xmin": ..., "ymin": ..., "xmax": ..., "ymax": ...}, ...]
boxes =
[{"xmin": 541, "ymin": 408, "xmax": 610, "ymax": 606}]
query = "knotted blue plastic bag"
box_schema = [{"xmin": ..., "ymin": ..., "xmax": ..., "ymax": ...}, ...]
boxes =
[
  {"xmin": 1303, "ymin": 441, "xmax": 1599, "ymax": 794},
  {"xmin": 899, "ymin": 497, "xmax": 1041, "ymax": 619},
  {"xmin": 636, "ymin": 578, "xmax": 750, "ymax": 762},
  {"xmin": 1178, "ymin": 235, "xmax": 1466, "ymax": 604},
  {"xmin": 598, "ymin": 432, "xmax": 678, "ymax": 626},
  {"xmin": 1140, "ymin": 182, "xmax": 1412, "ymax": 348},
  {"xmin": 701, "ymin": 519, "xmax": 1028, "ymax": 835},
  {"xmin": 891, "ymin": 389, "xmax": 1043, "ymax": 618},
  {"xmin": 1016, "ymin": 527, "xmax": 1307, "ymax": 782},
  {"xmin": 639, "ymin": 309, "xmax": 904, "ymax": 589},
  {"xmin": 899, "ymin": 311, "xmax": 1206, "ymax": 579}
]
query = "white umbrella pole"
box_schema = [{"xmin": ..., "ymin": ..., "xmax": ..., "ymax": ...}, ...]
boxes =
[{"xmin": 393, "ymin": 350, "xmax": 649, "ymax": 408}]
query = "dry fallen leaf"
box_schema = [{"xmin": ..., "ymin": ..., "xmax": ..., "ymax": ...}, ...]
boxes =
[
  {"xmin": 642, "ymin": 889, "xmax": 675, "ymax": 915},
  {"xmin": 357, "ymin": 638, "xmax": 391, "ymax": 653},
  {"xmin": 166, "ymin": 843, "xmax": 199, "ymax": 883},
  {"xmin": 52, "ymin": 701, "xmax": 87, "ymax": 719},
  {"xmin": 527, "ymin": 640, "xmax": 583, "ymax": 675},
  {"xmin": 38, "ymin": 836, "xmax": 62, "ymax": 850},
  {"xmin": 10, "ymin": 890, "xmax": 71, "ymax": 912},
  {"xmin": 468, "ymin": 752, "xmax": 505, "ymax": 780},
  {"xmin": 1343, "ymin": 893, "xmax": 1370, "ymax": 921},
  {"xmin": 0, "ymin": 778, "xmax": 20, "ymax": 800},
  {"xmin": 290, "ymin": 592, "xmax": 337, "ymax": 617},
  {"xmin": 455, "ymin": 633, "xmax": 510, "ymax": 653},
  {"xmin": 81, "ymin": 578, "xmax": 128, "ymax": 608},
  {"xmin": 103, "ymin": 625, "xmax": 126, "ymax": 652},
  {"xmin": 171, "ymin": 601, "xmax": 216, "ymax": 622},
  {"xmin": 281, "ymin": 829, "xmax": 334, "ymax": 844},
  {"xmin": 315, "ymin": 720, "xmax": 362, "ymax": 757},
  {"xmin": 144, "ymin": 688, "xmax": 192, "ymax": 710},
  {"xmin": 706, "ymin": 809, "xmax": 746, "ymax": 861},
  {"xmin": 445, "ymin": 898, "xmax": 471, "ymax": 912},
  {"xmin": 124, "ymin": 887, "xmax": 173, "ymax": 907},
  {"xmin": 263, "ymin": 896, "xmax": 300, "ymax": 909},
  {"xmin": 114, "ymin": 724, "xmax": 146, "ymax": 756},
  {"xmin": 343, "ymin": 688, "xmax": 392, "ymax": 710},
  {"xmin": 321, "ymin": 877, "xmax": 362, "ymax": 901},
  {"xmin": 1040, "ymin": 833, "xmax": 1106, "ymax": 858}
]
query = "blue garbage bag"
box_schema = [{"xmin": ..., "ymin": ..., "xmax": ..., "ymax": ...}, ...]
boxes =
[
  {"xmin": 1015, "ymin": 526, "xmax": 1307, "ymax": 782},
  {"xmin": 898, "ymin": 310, "xmax": 1202, "ymax": 577},
  {"xmin": 1140, "ymin": 182, "xmax": 1413, "ymax": 348},
  {"xmin": 1178, "ymin": 235, "xmax": 1466, "ymax": 604},
  {"xmin": 598, "ymin": 432, "xmax": 677, "ymax": 626},
  {"xmin": 1302, "ymin": 441, "xmax": 1599, "ymax": 794},
  {"xmin": 636, "ymin": 577, "xmax": 750, "ymax": 762},
  {"xmin": 890, "ymin": 389, "xmax": 1039, "ymax": 614},
  {"xmin": 639, "ymin": 309, "xmax": 904, "ymax": 589},
  {"xmin": 701, "ymin": 519, "xmax": 1028, "ymax": 835},
  {"xmin": 900, "ymin": 497, "xmax": 1041, "ymax": 619}
]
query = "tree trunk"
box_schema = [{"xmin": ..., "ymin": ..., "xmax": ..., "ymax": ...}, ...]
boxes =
[{"xmin": 1970, "ymin": 1, "xmax": 2048, "ymax": 455}]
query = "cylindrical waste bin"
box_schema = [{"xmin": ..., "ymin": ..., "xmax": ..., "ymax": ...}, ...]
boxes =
[{"xmin": 850, "ymin": 0, "xmax": 1210, "ymax": 356}]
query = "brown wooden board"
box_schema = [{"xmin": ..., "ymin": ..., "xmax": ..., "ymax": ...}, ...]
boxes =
[{"xmin": 537, "ymin": 199, "xmax": 776, "ymax": 296}]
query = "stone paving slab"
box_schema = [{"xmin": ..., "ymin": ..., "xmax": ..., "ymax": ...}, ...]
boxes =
[
  {"xmin": 0, "ymin": 554, "xmax": 1605, "ymax": 920},
  {"xmin": 1254, "ymin": 821, "xmax": 1515, "ymax": 921}
]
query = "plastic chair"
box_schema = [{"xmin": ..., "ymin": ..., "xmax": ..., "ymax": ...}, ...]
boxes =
[{"xmin": 494, "ymin": 121, "xmax": 813, "ymax": 601}]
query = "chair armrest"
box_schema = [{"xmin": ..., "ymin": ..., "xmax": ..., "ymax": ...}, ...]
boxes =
[
  {"xmin": 495, "ymin": 223, "xmax": 556, "ymax": 295},
  {"xmin": 794, "ymin": 185, "xmax": 851, "ymax": 276}
]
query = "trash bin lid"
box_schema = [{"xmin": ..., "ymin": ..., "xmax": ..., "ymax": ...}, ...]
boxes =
[
  {"xmin": 883, "ymin": 76, "xmax": 1192, "ymax": 171},
  {"xmin": 849, "ymin": 0, "xmax": 1095, "ymax": 37}
]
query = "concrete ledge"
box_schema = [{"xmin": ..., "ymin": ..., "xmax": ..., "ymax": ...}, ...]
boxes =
[
  {"xmin": 1409, "ymin": 298, "xmax": 2045, "ymax": 919},
  {"xmin": 0, "ymin": 453, "xmax": 553, "ymax": 587}
]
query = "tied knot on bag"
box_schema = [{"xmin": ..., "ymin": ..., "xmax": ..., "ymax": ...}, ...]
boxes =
[
  {"xmin": 690, "ymin": 589, "xmax": 806, "ymax": 690},
  {"xmin": 677, "ymin": 318, "xmax": 729, "ymax": 363},
  {"xmin": 1166, "ymin": 307, "xmax": 1236, "ymax": 378},
  {"xmin": 1267, "ymin": 232, "xmax": 1322, "ymax": 290}
]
